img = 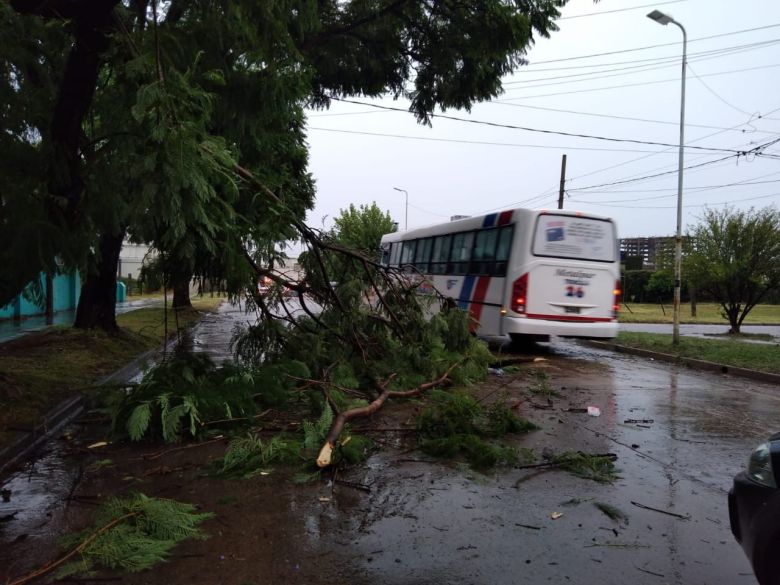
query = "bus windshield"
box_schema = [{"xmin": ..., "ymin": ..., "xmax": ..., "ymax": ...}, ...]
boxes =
[{"xmin": 532, "ymin": 213, "xmax": 615, "ymax": 262}]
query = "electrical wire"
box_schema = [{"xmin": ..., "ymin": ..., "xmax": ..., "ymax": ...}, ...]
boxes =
[
  {"xmin": 570, "ymin": 190, "xmax": 780, "ymax": 209},
  {"xmin": 502, "ymin": 39, "xmax": 780, "ymax": 88},
  {"xmin": 328, "ymin": 97, "xmax": 753, "ymax": 154},
  {"xmin": 688, "ymin": 63, "xmax": 755, "ymax": 117},
  {"xmin": 485, "ymin": 102, "xmax": 773, "ymax": 134},
  {"xmin": 558, "ymin": 0, "xmax": 685, "ymax": 20},
  {"xmin": 563, "ymin": 137, "xmax": 780, "ymax": 192},
  {"xmin": 522, "ymin": 23, "xmax": 780, "ymax": 66},
  {"xmin": 308, "ymin": 126, "xmax": 696, "ymax": 153},
  {"xmin": 498, "ymin": 62, "xmax": 780, "ymax": 101},
  {"xmin": 505, "ymin": 39, "xmax": 780, "ymax": 74}
]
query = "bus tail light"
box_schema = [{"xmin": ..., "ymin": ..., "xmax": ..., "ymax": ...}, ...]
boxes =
[
  {"xmin": 613, "ymin": 279, "xmax": 622, "ymax": 317},
  {"xmin": 512, "ymin": 273, "xmax": 529, "ymax": 314}
]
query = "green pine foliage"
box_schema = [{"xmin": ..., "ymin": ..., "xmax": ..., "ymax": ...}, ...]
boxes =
[
  {"xmin": 416, "ymin": 390, "xmax": 537, "ymax": 470},
  {"xmin": 56, "ymin": 494, "xmax": 212, "ymax": 578},
  {"xmin": 110, "ymin": 353, "xmax": 257, "ymax": 443},
  {"xmin": 219, "ymin": 433, "xmax": 301, "ymax": 478},
  {"xmin": 552, "ymin": 451, "xmax": 620, "ymax": 484},
  {"xmin": 302, "ymin": 403, "xmax": 334, "ymax": 457}
]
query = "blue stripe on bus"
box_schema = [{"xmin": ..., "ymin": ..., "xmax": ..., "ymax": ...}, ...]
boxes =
[
  {"xmin": 458, "ymin": 275, "xmax": 476, "ymax": 310},
  {"xmin": 483, "ymin": 213, "xmax": 497, "ymax": 228}
]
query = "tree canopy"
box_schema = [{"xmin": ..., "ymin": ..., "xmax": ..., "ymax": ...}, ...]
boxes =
[
  {"xmin": 685, "ymin": 206, "xmax": 780, "ymax": 333},
  {"xmin": 2, "ymin": 0, "xmax": 576, "ymax": 327},
  {"xmin": 331, "ymin": 202, "xmax": 396, "ymax": 258}
]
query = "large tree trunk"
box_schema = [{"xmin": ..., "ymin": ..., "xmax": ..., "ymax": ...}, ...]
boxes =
[
  {"xmin": 171, "ymin": 269, "xmax": 193, "ymax": 309},
  {"xmin": 74, "ymin": 231, "xmax": 124, "ymax": 331}
]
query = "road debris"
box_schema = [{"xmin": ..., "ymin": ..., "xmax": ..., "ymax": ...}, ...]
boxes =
[
  {"xmin": 550, "ymin": 512, "xmax": 563, "ymax": 520},
  {"xmin": 594, "ymin": 502, "xmax": 629, "ymax": 524},
  {"xmin": 635, "ymin": 565, "xmax": 665, "ymax": 578},
  {"xmin": 487, "ymin": 367, "xmax": 505, "ymax": 376},
  {"xmin": 624, "ymin": 419, "xmax": 654, "ymax": 424},
  {"xmin": 587, "ymin": 406, "xmax": 601, "ymax": 417},
  {"xmin": 630, "ymin": 500, "xmax": 690, "ymax": 520}
]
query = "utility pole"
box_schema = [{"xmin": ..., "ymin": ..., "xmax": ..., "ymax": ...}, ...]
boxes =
[{"xmin": 558, "ymin": 154, "xmax": 567, "ymax": 210}]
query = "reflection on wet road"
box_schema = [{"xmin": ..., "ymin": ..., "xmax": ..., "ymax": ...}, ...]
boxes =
[{"xmin": 332, "ymin": 339, "xmax": 778, "ymax": 584}]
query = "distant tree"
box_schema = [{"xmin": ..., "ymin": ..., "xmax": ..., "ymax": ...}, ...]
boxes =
[
  {"xmin": 623, "ymin": 270, "xmax": 652, "ymax": 304},
  {"xmin": 331, "ymin": 203, "xmax": 396, "ymax": 257},
  {"xmin": 623, "ymin": 255, "xmax": 644, "ymax": 271},
  {"xmin": 645, "ymin": 269, "xmax": 674, "ymax": 303},
  {"xmin": 685, "ymin": 206, "xmax": 780, "ymax": 333}
]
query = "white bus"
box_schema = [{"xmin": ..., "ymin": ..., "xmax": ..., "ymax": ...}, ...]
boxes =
[{"xmin": 380, "ymin": 208, "xmax": 620, "ymax": 342}]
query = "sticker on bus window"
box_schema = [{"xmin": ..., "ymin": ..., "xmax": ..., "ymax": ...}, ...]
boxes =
[
  {"xmin": 547, "ymin": 225, "xmax": 564, "ymax": 242},
  {"xmin": 534, "ymin": 215, "xmax": 615, "ymax": 262}
]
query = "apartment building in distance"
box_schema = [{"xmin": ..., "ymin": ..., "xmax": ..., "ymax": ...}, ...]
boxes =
[{"xmin": 619, "ymin": 236, "xmax": 675, "ymax": 270}]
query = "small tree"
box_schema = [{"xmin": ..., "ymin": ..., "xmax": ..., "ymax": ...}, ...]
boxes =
[
  {"xmin": 645, "ymin": 269, "xmax": 674, "ymax": 303},
  {"xmin": 686, "ymin": 206, "xmax": 780, "ymax": 333},
  {"xmin": 331, "ymin": 203, "xmax": 396, "ymax": 258}
]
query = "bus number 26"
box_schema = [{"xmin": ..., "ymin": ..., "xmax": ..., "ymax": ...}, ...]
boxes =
[{"xmin": 566, "ymin": 286, "xmax": 584, "ymax": 298}]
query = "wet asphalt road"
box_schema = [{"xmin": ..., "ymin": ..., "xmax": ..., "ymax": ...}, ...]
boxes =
[
  {"xmin": 1, "ymin": 304, "xmax": 778, "ymax": 584},
  {"xmin": 327, "ymin": 338, "xmax": 777, "ymax": 585}
]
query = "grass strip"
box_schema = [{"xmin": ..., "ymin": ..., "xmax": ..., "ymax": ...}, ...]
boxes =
[
  {"xmin": 0, "ymin": 297, "xmax": 224, "ymax": 446},
  {"xmin": 618, "ymin": 303, "xmax": 780, "ymax": 325},
  {"xmin": 615, "ymin": 332, "xmax": 780, "ymax": 375}
]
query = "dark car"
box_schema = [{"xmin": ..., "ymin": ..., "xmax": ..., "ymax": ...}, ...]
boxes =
[{"xmin": 729, "ymin": 432, "xmax": 780, "ymax": 585}]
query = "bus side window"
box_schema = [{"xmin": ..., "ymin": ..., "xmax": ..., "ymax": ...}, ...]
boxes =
[
  {"xmin": 380, "ymin": 244, "xmax": 391, "ymax": 265},
  {"xmin": 449, "ymin": 231, "xmax": 474, "ymax": 274},
  {"xmin": 389, "ymin": 242, "xmax": 402, "ymax": 266},
  {"xmin": 401, "ymin": 240, "xmax": 417, "ymax": 269},
  {"xmin": 430, "ymin": 235, "xmax": 452, "ymax": 275},
  {"xmin": 472, "ymin": 229, "xmax": 498, "ymax": 275},
  {"xmin": 415, "ymin": 237, "xmax": 433, "ymax": 273},
  {"xmin": 495, "ymin": 225, "xmax": 514, "ymax": 276}
]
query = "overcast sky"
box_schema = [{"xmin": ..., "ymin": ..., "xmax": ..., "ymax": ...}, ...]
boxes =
[{"xmin": 302, "ymin": 0, "xmax": 780, "ymax": 239}]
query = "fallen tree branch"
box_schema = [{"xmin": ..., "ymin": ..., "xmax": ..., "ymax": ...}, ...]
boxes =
[
  {"xmin": 7, "ymin": 512, "xmax": 137, "ymax": 585},
  {"xmin": 316, "ymin": 361, "xmax": 463, "ymax": 467},
  {"xmin": 515, "ymin": 453, "xmax": 617, "ymax": 470},
  {"xmin": 141, "ymin": 436, "xmax": 226, "ymax": 460}
]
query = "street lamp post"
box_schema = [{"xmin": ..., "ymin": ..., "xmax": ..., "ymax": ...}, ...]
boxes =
[
  {"xmin": 393, "ymin": 187, "xmax": 408, "ymax": 230},
  {"xmin": 647, "ymin": 9, "xmax": 687, "ymax": 346}
]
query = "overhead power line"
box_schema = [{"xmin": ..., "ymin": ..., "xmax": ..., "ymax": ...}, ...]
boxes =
[
  {"xmin": 486, "ymin": 102, "xmax": 775, "ymax": 134},
  {"xmin": 570, "ymin": 190, "xmax": 780, "ymax": 209},
  {"xmin": 498, "ymin": 62, "xmax": 780, "ymax": 101},
  {"xmin": 564, "ymin": 137, "xmax": 780, "ymax": 192},
  {"xmin": 558, "ymin": 0, "xmax": 685, "ymax": 20},
  {"xmin": 503, "ymin": 39, "xmax": 780, "ymax": 88},
  {"xmin": 507, "ymin": 39, "xmax": 780, "ymax": 74},
  {"xmin": 328, "ymin": 97, "xmax": 754, "ymax": 155},
  {"xmin": 307, "ymin": 126, "xmax": 679, "ymax": 153},
  {"xmin": 523, "ymin": 23, "xmax": 780, "ymax": 66}
]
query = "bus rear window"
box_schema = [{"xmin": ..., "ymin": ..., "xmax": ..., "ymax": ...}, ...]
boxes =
[{"xmin": 532, "ymin": 214, "xmax": 615, "ymax": 262}]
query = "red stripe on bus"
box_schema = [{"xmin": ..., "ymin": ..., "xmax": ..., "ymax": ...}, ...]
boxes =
[
  {"xmin": 524, "ymin": 313, "xmax": 614, "ymax": 323},
  {"xmin": 497, "ymin": 210, "xmax": 513, "ymax": 225},
  {"xmin": 469, "ymin": 276, "xmax": 492, "ymax": 331}
]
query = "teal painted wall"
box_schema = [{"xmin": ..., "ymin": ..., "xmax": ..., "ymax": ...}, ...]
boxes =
[{"xmin": 0, "ymin": 272, "xmax": 81, "ymax": 320}]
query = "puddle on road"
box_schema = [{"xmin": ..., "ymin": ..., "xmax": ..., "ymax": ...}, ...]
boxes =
[{"xmin": 0, "ymin": 436, "xmax": 84, "ymax": 571}]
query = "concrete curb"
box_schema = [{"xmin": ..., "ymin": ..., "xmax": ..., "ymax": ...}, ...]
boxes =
[
  {"xmin": 585, "ymin": 340, "xmax": 780, "ymax": 386},
  {"xmin": 0, "ymin": 395, "xmax": 85, "ymax": 476}
]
